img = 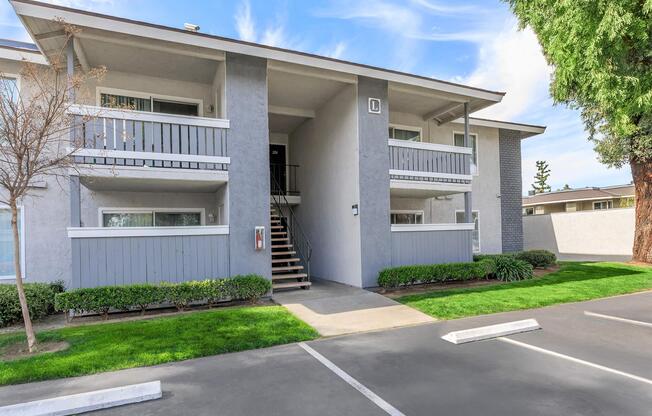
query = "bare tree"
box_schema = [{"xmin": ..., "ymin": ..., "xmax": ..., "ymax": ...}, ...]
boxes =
[{"xmin": 0, "ymin": 22, "xmax": 104, "ymax": 352}]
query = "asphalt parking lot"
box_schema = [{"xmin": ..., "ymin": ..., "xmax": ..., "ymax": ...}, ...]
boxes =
[{"xmin": 1, "ymin": 291, "xmax": 650, "ymax": 415}]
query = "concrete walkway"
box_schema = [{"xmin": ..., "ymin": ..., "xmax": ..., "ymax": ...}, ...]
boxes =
[{"xmin": 273, "ymin": 279, "xmax": 434, "ymax": 336}]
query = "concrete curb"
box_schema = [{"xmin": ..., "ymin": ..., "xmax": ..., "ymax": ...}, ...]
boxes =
[
  {"xmin": 0, "ymin": 380, "xmax": 162, "ymax": 416},
  {"xmin": 442, "ymin": 319, "xmax": 540, "ymax": 344}
]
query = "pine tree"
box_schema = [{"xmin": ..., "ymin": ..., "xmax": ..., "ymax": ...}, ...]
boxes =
[{"xmin": 532, "ymin": 161, "xmax": 551, "ymax": 194}]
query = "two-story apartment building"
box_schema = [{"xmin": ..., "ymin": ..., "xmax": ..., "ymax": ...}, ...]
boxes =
[
  {"xmin": 523, "ymin": 184, "xmax": 635, "ymax": 216},
  {"xmin": 0, "ymin": 0, "xmax": 544, "ymax": 290}
]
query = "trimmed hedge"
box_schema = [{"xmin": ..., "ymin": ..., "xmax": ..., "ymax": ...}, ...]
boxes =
[
  {"xmin": 474, "ymin": 250, "xmax": 556, "ymax": 269},
  {"xmin": 378, "ymin": 260, "xmax": 494, "ymax": 289},
  {"xmin": 54, "ymin": 274, "xmax": 272, "ymax": 317},
  {"xmin": 0, "ymin": 281, "xmax": 63, "ymax": 328}
]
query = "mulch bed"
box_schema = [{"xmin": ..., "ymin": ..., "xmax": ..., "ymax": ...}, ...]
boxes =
[{"xmin": 379, "ymin": 265, "xmax": 560, "ymax": 299}]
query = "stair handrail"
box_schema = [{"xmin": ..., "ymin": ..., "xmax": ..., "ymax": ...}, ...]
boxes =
[{"xmin": 270, "ymin": 171, "xmax": 312, "ymax": 281}]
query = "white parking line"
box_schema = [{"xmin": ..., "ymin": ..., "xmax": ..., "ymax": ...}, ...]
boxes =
[
  {"xmin": 298, "ymin": 342, "xmax": 406, "ymax": 416},
  {"xmin": 498, "ymin": 337, "xmax": 652, "ymax": 386},
  {"xmin": 584, "ymin": 311, "xmax": 652, "ymax": 328}
]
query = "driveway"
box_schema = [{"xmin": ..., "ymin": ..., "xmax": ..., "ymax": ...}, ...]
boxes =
[
  {"xmin": 1, "ymin": 291, "xmax": 651, "ymax": 415},
  {"xmin": 272, "ymin": 279, "xmax": 434, "ymax": 336}
]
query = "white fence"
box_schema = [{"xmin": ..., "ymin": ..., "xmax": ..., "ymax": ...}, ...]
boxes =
[{"xmin": 523, "ymin": 208, "xmax": 634, "ymax": 260}]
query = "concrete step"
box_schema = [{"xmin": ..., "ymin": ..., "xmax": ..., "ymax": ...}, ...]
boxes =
[
  {"xmin": 272, "ymin": 265, "xmax": 304, "ymax": 272},
  {"xmin": 271, "ymin": 257, "xmax": 301, "ymax": 264},
  {"xmin": 273, "ymin": 281, "xmax": 312, "ymax": 290}
]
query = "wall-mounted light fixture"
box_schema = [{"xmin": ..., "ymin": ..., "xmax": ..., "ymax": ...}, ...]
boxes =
[{"xmin": 352, "ymin": 204, "xmax": 359, "ymax": 216}]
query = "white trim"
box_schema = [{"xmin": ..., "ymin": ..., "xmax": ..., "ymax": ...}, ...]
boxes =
[
  {"xmin": 388, "ymin": 138, "xmax": 472, "ymax": 155},
  {"xmin": 453, "ymin": 130, "xmax": 478, "ymax": 175},
  {"xmin": 0, "ymin": 205, "xmax": 26, "ymax": 281},
  {"xmin": 389, "ymin": 169, "xmax": 472, "ymax": 182},
  {"xmin": 73, "ymin": 164, "xmax": 229, "ymax": 184},
  {"xmin": 388, "ymin": 124, "xmax": 422, "ymax": 142},
  {"xmin": 456, "ymin": 209, "xmax": 480, "ymax": 253},
  {"xmin": 67, "ymin": 104, "xmax": 229, "ymax": 129},
  {"xmin": 11, "ymin": 0, "xmax": 504, "ymax": 103},
  {"xmin": 68, "ymin": 225, "xmax": 229, "ymax": 238},
  {"xmin": 98, "ymin": 207, "xmax": 206, "ymax": 227},
  {"xmin": 69, "ymin": 148, "xmax": 230, "ymax": 165},
  {"xmin": 452, "ymin": 117, "xmax": 546, "ymax": 135},
  {"xmin": 0, "ymin": 46, "xmax": 47, "ymax": 65},
  {"xmin": 522, "ymin": 196, "xmax": 630, "ymax": 207},
  {"xmin": 96, "ymin": 86, "xmax": 205, "ymax": 117},
  {"xmin": 389, "ymin": 179, "xmax": 471, "ymax": 194},
  {"xmin": 269, "ymin": 105, "xmax": 315, "ymax": 119},
  {"xmin": 391, "ymin": 223, "xmax": 475, "ymax": 232}
]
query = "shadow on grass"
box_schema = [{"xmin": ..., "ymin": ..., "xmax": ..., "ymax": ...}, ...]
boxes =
[{"xmin": 398, "ymin": 262, "xmax": 647, "ymax": 302}]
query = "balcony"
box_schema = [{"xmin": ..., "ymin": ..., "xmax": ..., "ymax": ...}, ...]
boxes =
[
  {"xmin": 388, "ymin": 139, "xmax": 472, "ymax": 197},
  {"xmin": 69, "ymin": 105, "xmax": 230, "ymax": 192}
]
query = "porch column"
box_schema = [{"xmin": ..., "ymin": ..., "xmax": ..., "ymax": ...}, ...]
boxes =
[
  {"xmin": 225, "ymin": 53, "xmax": 271, "ymax": 279},
  {"xmin": 463, "ymin": 102, "xmax": 472, "ymax": 224},
  {"xmin": 67, "ymin": 40, "xmax": 81, "ymax": 227}
]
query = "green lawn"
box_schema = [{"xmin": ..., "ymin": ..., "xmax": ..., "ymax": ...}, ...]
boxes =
[
  {"xmin": 0, "ymin": 305, "xmax": 318, "ymax": 386},
  {"xmin": 398, "ymin": 262, "xmax": 652, "ymax": 320}
]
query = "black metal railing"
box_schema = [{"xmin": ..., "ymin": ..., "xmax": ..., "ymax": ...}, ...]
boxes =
[
  {"xmin": 270, "ymin": 164, "xmax": 300, "ymax": 196},
  {"xmin": 270, "ymin": 173, "xmax": 312, "ymax": 282}
]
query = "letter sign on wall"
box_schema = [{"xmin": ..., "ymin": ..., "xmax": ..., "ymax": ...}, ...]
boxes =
[{"xmin": 368, "ymin": 98, "xmax": 381, "ymax": 114}]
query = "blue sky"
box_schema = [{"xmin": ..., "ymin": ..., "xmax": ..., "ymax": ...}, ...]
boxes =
[{"xmin": 0, "ymin": 0, "xmax": 633, "ymax": 193}]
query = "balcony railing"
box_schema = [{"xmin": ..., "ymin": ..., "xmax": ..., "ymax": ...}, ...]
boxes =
[
  {"xmin": 270, "ymin": 163, "xmax": 300, "ymax": 196},
  {"xmin": 388, "ymin": 139, "xmax": 472, "ymax": 184},
  {"xmin": 68, "ymin": 105, "xmax": 230, "ymax": 171}
]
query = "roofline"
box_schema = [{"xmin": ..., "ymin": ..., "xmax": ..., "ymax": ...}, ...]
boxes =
[
  {"xmin": 0, "ymin": 43, "xmax": 47, "ymax": 65},
  {"xmin": 10, "ymin": 0, "xmax": 506, "ymax": 103},
  {"xmin": 522, "ymin": 195, "xmax": 634, "ymax": 207},
  {"xmin": 452, "ymin": 116, "xmax": 546, "ymax": 135}
]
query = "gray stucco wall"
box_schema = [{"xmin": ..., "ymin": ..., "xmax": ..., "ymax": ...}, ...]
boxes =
[
  {"xmin": 357, "ymin": 77, "xmax": 391, "ymax": 287},
  {"xmin": 289, "ymin": 84, "xmax": 362, "ymax": 287},
  {"xmin": 225, "ymin": 53, "xmax": 271, "ymax": 278},
  {"xmin": 499, "ymin": 129, "xmax": 524, "ymax": 252}
]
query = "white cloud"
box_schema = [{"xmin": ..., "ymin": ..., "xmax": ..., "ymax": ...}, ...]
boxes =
[
  {"xmin": 235, "ymin": 0, "xmax": 256, "ymax": 42},
  {"xmin": 411, "ymin": 0, "xmax": 484, "ymax": 15},
  {"xmin": 324, "ymin": 41, "xmax": 347, "ymax": 59}
]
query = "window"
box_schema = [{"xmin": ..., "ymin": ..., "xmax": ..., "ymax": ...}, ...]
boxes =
[
  {"xmin": 454, "ymin": 132, "xmax": 478, "ymax": 174},
  {"xmin": 390, "ymin": 211, "xmax": 424, "ymax": 224},
  {"xmin": 523, "ymin": 207, "xmax": 534, "ymax": 216},
  {"xmin": 389, "ymin": 125, "xmax": 421, "ymax": 141},
  {"xmin": 101, "ymin": 209, "xmax": 203, "ymax": 227},
  {"xmin": 593, "ymin": 200, "xmax": 613, "ymax": 210},
  {"xmin": 0, "ymin": 76, "xmax": 18, "ymax": 103},
  {"xmin": 0, "ymin": 207, "xmax": 23, "ymax": 279},
  {"xmin": 100, "ymin": 91, "xmax": 199, "ymax": 116},
  {"xmin": 456, "ymin": 210, "xmax": 480, "ymax": 253}
]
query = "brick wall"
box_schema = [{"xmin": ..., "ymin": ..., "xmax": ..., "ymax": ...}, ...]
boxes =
[{"xmin": 499, "ymin": 129, "xmax": 524, "ymax": 252}]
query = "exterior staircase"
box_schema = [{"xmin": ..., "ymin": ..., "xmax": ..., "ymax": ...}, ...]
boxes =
[{"xmin": 270, "ymin": 208, "xmax": 311, "ymax": 290}]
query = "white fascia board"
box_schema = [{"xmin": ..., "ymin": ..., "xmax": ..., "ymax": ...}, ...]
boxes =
[
  {"xmin": 389, "ymin": 169, "xmax": 472, "ymax": 182},
  {"xmin": 68, "ymin": 104, "xmax": 230, "ymax": 129},
  {"xmin": 452, "ymin": 117, "xmax": 546, "ymax": 135},
  {"xmin": 12, "ymin": 0, "xmax": 504, "ymax": 102},
  {"xmin": 68, "ymin": 225, "xmax": 229, "ymax": 238},
  {"xmin": 391, "ymin": 223, "xmax": 475, "ymax": 232},
  {"xmin": 388, "ymin": 139, "xmax": 472, "ymax": 155},
  {"xmin": 0, "ymin": 46, "xmax": 47, "ymax": 65},
  {"xmin": 73, "ymin": 165, "xmax": 229, "ymax": 183},
  {"xmin": 390, "ymin": 179, "xmax": 471, "ymax": 194}
]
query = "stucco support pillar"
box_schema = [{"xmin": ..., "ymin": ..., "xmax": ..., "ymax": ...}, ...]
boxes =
[
  {"xmin": 225, "ymin": 53, "xmax": 271, "ymax": 279},
  {"xmin": 357, "ymin": 77, "xmax": 391, "ymax": 287},
  {"xmin": 463, "ymin": 102, "xmax": 472, "ymax": 224},
  {"xmin": 66, "ymin": 40, "xmax": 81, "ymax": 227}
]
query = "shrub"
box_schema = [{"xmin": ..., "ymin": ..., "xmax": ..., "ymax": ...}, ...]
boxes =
[
  {"xmin": 118, "ymin": 284, "xmax": 164, "ymax": 315},
  {"xmin": 0, "ymin": 283, "xmax": 59, "ymax": 327},
  {"xmin": 228, "ymin": 274, "xmax": 272, "ymax": 303},
  {"xmin": 55, "ymin": 286, "xmax": 119, "ymax": 320},
  {"xmin": 473, "ymin": 253, "xmax": 516, "ymax": 263},
  {"xmin": 516, "ymin": 250, "xmax": 557, "ymax": 268},
  {"xmin": 493, "ymin": 256, "xmax": 534, "ymax": 282},
  {"xmin": 202, "ymin": 279, "xmax": 229, "ymax": 306},
  {"xmin": 377, "ymin": 261, "xmax": 493, "ymax": 289},
  {"xmin": 160, "ymin": 281, "xmax": 205, "ymax": 311}
]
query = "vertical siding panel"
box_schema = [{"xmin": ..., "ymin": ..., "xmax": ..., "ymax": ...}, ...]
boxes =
[
  {"xmin": 180, "ymin": 126, "xmax": 189, "ymax": 169},
  {"xmin": 171, "ymin": 125, "xmax": 180, "ymax": 168}
]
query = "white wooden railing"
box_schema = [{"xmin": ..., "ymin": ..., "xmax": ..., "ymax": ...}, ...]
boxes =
[
  {"xmin": 68, "ymin": 105, "xmax": 230, "ymax": 170},
  {"xmin": 388, "ymin": 139, "xmax": 472, "ymax": 183}
]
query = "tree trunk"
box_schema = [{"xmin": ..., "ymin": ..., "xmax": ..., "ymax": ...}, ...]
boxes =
[
  {"xmin": 10, "ymin": 200, "xmax": 37, "ymax": 352},
  {"xmin": 631, "ymin": 160, "xmax": 652, "ymax": 263}
]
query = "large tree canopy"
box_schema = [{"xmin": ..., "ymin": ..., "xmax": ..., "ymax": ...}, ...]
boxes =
[{"xmin": 505, "ymin": 0, "xmax": 652, "ymax": 167}]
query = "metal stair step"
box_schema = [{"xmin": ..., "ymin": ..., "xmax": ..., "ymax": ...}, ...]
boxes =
[
  {"xmin": 272, "ymin": 244, "xmax": 293, "ymax": 249},
  {"xmin": 272, "ymin": 273, "xmax": 308, "ymax": 280},
  {"xmin": 272, "ymin": 250, "xmax": 296, "ymax": 256},
  {"xmin": 272, "ymin": 265, "xmax": 304, "ymax": 272},
  {"xmin": 271, "ymin": 257, "xmax": 301, "ymax": 264}
]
